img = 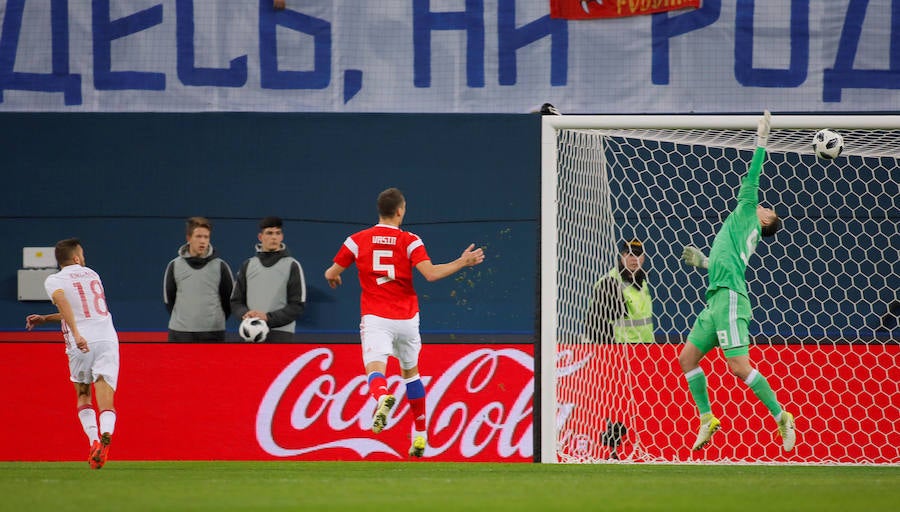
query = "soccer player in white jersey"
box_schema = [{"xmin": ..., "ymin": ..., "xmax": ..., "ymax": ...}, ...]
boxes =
[
  {"xmin": 678, "ymin": 111, "xmax": 796, "ymax": 453},
  {"xmin": 324, "ymin": 188, "xmax": 485, "ymax": 457},
  {"xmin": 26, "ymin": 238, "xmax": 120, "ymax": 469}
]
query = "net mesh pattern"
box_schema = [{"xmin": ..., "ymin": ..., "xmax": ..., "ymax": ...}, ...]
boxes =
[{"xmin": 552, "ymin": 126, "xmax": 899, "ymax": 463}]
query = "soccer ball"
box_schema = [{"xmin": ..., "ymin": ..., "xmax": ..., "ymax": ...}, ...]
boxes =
[
  {"xmin": 239, "ymin": 317, "xmax": 269, "ymax": 342},
  {"xmin": 812, "ymin": 129, "xmax": 844, "ymax": 160}
]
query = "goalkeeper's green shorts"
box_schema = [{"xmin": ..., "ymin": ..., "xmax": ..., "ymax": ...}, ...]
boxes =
[{"xmin": 687, "ymin": 287, "xmax": 751, "ymax": 357}]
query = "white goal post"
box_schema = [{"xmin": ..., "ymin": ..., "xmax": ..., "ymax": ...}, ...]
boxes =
[{"xmin": 540, "ymin": 114, "xmax": 900, "ymax": 464}]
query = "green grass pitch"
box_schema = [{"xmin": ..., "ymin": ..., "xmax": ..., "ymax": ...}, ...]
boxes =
[{"xmin": 3, "ymin": 461, "xmax": 898, "ymax": 511}]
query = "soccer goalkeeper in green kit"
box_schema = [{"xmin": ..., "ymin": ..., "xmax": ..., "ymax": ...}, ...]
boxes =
[{"xmin": 678, "ymin": 111, "xmax": 797, "ymax": 452}]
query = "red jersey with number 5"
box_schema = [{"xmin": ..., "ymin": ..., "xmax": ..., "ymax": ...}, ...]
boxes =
[
  {"xmin": 333, "ymin": 224, "xmax": 431, "ymax": 320},
  {"xmin": 44, "ymin": 264, "xmax": 119, "ymax": 351}
]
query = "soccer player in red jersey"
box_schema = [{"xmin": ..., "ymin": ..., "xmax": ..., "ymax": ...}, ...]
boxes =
[{"xmin": 325, "ymin": 187, "xmax": 485, "ymax": 457}]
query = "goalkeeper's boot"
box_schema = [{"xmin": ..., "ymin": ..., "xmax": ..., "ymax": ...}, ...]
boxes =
[
  {"xmin": 371, "ymin": 395, "xmax": 396, "ymax": 434},
  {"xmin": 408, "ymin": 435, "xmax": 427, "ymax": 458},
  {"xmin": 691, "ymin": 414, "xmax": 721, "ymax": 451},
  {"xmin": 88, "ymin": 440, "xmax": 103, "ymax": 469},
  {"xmin": 777, "ymin": 412, "xmax": 796, "ymax": 452}
]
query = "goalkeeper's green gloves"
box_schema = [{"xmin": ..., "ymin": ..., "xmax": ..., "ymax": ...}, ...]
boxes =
[
  {"xmin": 682, "ymin": 245, "xmax": 709, "ymax": 269},
  {"xmin": 757, "ymin": 109, "xmax": 771, "ymax": 148}
]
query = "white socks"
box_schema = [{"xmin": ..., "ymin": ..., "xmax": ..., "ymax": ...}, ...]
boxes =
[
  {"xmin": 78, "ymin": 406, "xmax": 99, "ymax": 444},
  {"xmin": 99, "ymin": 409, "xmax": 117, "ymax": 436}
]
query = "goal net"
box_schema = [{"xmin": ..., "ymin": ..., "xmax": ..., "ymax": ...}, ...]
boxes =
[{"xmin": 539, "ymin": 115, "xmax": 900, "ymax": 464}]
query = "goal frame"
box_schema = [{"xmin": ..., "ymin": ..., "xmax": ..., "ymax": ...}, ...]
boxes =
[{"xmin": 538, "ymin": 113, "xmax": 900, "ymax": 463}]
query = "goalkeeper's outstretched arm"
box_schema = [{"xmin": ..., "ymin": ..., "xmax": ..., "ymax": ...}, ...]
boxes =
[{"xmin": 737, "ymin": 110, "xmax": 770, "ymax": 204}]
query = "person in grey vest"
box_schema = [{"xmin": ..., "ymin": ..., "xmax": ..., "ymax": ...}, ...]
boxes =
[
  {"xmin": 164, "ymin": 217, "xmax": 234, "ymax": 342},
  {"xmin": 231, "ymin": 216, "xmax": 307, "ymax": 342}
]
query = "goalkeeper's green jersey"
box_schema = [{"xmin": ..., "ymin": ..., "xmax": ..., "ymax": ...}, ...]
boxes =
[{"xmin": 705, "ymin": 147, "xmax": 766, "ymax": 300}]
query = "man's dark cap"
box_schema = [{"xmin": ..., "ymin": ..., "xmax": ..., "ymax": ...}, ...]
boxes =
[{"xmin": 621, "ymin": 239, "xmax": 644, "ymax": 256}]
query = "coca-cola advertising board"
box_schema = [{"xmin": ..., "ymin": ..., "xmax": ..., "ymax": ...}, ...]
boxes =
[
  {"xmin": 5, "ymin": 342, "xmax": 534, "ymax": 462},
  {"xmin": 7, "ymin": 340, "xmax": 895, "ymax": 463}
]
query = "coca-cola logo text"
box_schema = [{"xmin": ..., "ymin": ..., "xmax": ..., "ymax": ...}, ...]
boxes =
[{"xmin": 256, "ymin": 347, "xmax": 534, "ymax": 459}]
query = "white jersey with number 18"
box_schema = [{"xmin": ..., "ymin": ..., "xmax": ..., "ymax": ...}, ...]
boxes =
[{"xmin": 44, "ymin": 264, "xmax": 119, "ymax": 351}]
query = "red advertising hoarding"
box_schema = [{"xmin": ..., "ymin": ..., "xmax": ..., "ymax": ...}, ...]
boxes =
[
  {"xmin": 4, "ymin": 340, "xmax": 897, "ymax": 463},
  {"xmin": 5, "ymin": 342, "xmax": 534, "ymax": 462}
]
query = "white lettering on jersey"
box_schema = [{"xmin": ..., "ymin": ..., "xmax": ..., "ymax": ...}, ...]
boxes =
[
  {"xmin": 373, "ymin": 250, "xmax": 395, "ymax": 285},
  {"xmin": 371, "ymin": 236, "xmax": 397, "ymax": 245}
]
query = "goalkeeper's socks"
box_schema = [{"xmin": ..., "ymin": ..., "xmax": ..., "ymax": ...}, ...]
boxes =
[
  {"xmin": 685, "ymin": 367, "xmax": 712, "ymax": 416},
  {"xmin": 404, "ymin": 376, "xmax": 427, "ymax": 432},
  {"xmin": 77, "ymin": 405, "xmax": 99, "ymax": 444},
  {"xmin": 743, "ymin": 369, "xmax": 783, "ymax": 419},
  {"xmin": 367, "ymin": 372, "xmax": 389, "ymax": 401}
]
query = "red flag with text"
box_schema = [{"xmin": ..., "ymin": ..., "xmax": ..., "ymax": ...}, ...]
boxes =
[{"xmin": 551, "ymin": 0, "xmax": 701, "ymax": 20}]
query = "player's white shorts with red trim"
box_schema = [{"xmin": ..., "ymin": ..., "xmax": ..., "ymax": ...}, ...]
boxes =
[
  {"xmin": 360, "ymin": 314, "xmax": 421, "ymax": 370},
  {"xmin": 67, "ymin": 340, "xmax": 119, "ymax": 390}
]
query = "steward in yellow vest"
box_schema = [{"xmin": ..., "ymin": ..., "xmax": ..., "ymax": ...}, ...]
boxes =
[{"xmin": 583, "ymin": 240, "xmax": 655, "ymax": 344}]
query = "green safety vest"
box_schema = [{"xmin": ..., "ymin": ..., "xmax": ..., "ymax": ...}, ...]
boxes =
[{"xmin": 608, "ymin": 268, "xmax": 654, "ymax": 343}]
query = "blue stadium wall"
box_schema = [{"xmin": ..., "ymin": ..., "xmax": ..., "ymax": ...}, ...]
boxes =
[
  {"xmin": 2, "ymin": 113, "xmax": 895, "ymax": 338},
  {"xmin": 0, "ymin": 113, "xmax": 539, "ymax": 335}
]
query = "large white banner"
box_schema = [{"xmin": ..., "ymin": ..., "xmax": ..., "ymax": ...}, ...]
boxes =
[{"xmin": 0, "ymin": 0, "xmax": 897, "ymax": 113}]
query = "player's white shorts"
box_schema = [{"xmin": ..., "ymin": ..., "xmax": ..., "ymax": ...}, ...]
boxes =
[
  {"xmin": 360, "ymin": 314, "xmax": 421, "ymax": 370},
  {"xmin": 67, "ymin": 341, "xmax": 119, "ymax": 390}
]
